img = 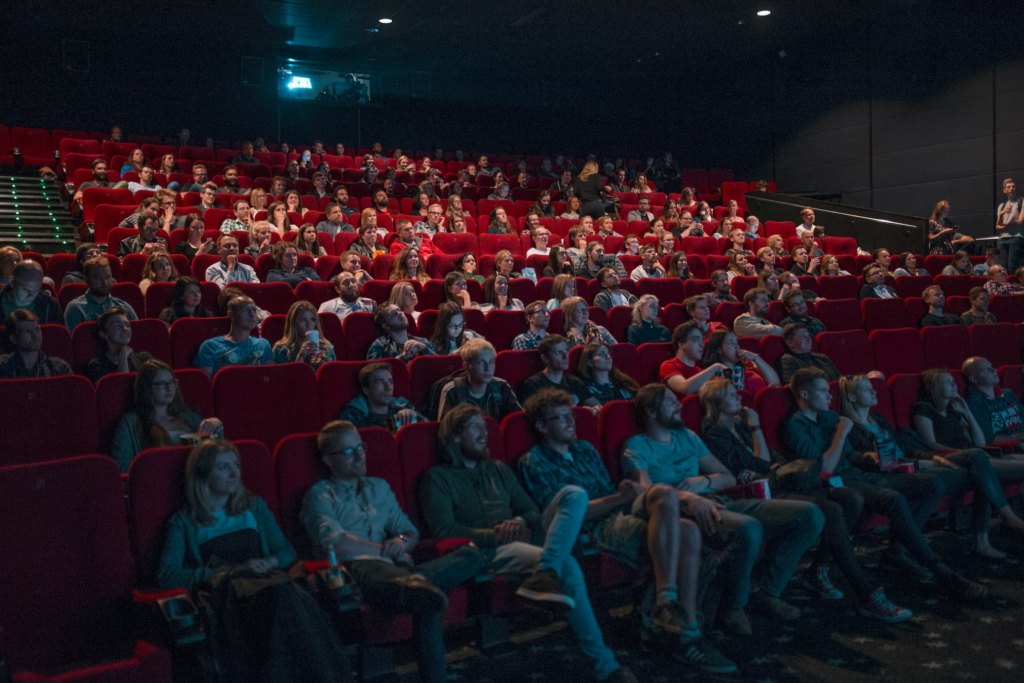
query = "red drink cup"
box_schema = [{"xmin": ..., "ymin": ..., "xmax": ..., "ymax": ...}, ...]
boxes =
[
  {"xmin": 897, "ymin": 463, "xmax": 915, "ymax": 474},
  {"xmin": 750, "ymin": 479, "xmax": 771, "ymax": 499}
]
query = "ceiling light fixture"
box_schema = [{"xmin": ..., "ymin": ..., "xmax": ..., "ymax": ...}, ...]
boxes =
[
  {"xmin": 379, "ymin": 18, "xmax": 393, "ymax": 24},
  {"xmin": 757, "ymin": 10, "xmax": 771, "ymax": 17}
]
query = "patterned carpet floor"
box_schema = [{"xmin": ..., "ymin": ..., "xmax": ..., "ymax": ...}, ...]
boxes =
[{"xmin": 393, "ymin": 524, "xmax": 1024, "ymax": 683}]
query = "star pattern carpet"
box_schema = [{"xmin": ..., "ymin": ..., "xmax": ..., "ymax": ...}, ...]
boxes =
[{"xmin": 389, "ymin": 524, "xmax": 1024, "ymax": 682}]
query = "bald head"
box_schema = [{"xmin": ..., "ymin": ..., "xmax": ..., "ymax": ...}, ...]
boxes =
[
  {"xmin": 962, "ymin": 356, "xmax": 997, "ymax": 388},
  {"xmin": 12, "ymin": 260, "xmax": 43, "ymax": 283}
]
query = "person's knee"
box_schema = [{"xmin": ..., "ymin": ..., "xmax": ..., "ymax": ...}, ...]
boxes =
[
  {"xmin": 646, "ymin": 484, "xmax": 679, "ymax": 513},
  {"xmin": 556, "ymin": 484, "xmax": 589, "ymax": 514},
  {"xmin": 679, "ymin": 518, "xmax": 702, "ymax": 550},
  {"xmin": 732, "ymin": 515, "xmax": 764, "ymax": 552},
  {"xmin": 801, "ymin": 504, "xmax": 826, "ymax": 536}
]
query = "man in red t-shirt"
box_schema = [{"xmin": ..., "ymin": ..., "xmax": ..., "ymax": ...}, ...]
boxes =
[{"xmin": 659, "ymin": 321, "xmax": 730, "ymax": 397}]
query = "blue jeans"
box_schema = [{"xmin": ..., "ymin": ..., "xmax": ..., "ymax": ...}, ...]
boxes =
[
  {"xmin": 919, "ymin": 449, "xmax": 1024, "ymax": 532},
  {"xmin": 999, "ymin": 236, "xmax": 1024, "ymax": 273},
  {"xmin": 710, "ymin": 499, "xmax": 824, "ymax": 610},
  {"xmin": 490, "ymin": 485, "xmax": 620, "ymax": 680}
]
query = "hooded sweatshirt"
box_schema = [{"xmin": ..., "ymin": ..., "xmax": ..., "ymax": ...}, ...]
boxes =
[{"xmin": 418, "ymin": 422, "xmax": 542, "ymax": 549}]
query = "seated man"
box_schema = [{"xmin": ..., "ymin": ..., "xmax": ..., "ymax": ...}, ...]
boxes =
[
  {"xmin": 0, "ymin": 261, "xmax": 64, "ymax": 328},
  {"xmin": 776, "ymin": 322, "xmax": 883, "ymax": 384},
  {"xmin": 873, "ymin": 248, "xmax": 893, "ymax": 277},
  {"xmin": 316, "ymin": 203, "xmax": 355, "ymax": 237},
  {"xmin": 788, "ymin": 246, "xmax": 819, "ymax": 277},
  {"xmin": 511, "ymin": 301, "xmax": 550, "ymax": 351},
  {"xmin": 961, "ymin": 287, "xmax": 996, "ymax": 325},
  {"xmin": 918, "ymin": 285, "xmax": 964, "ymax": 327},
  {"xmin": 196, "ymin": 183, "xmax": 223, "ymax": 214},
  {"xmin": 420, "ymin": 404, "xmax": 641, "ymax": 683},
  {"xmin": 780, "ymin": 368, "xmax": 987, "ymax": 601},
  {"xmin": 230, "ymin": 141, "xmax": 257, "ymax": 165},
  {"xmin": 777, "ymin": 288, "xmax": 825, "ymax": 336},
  {"xmin": 216, "ymin": 165, "xmax": 250, "ymax": 195},
  {"xmin": 973, "ymin": 247, "xmax": 1001, "ymax": 276},
  {"xmin": 626, "ymin": 196, "xmax": 655, "ymax": 223},
  {"xmin": 963, "ymin": 356, "xmax": 1024, "ymax": 447},
  {"xmin": 126, "ymin": 164, "xmax": 162, "ymax": 194},
  {"xmin": 205, "ymin": 234, "xmax": 260, "ymax": 287},
  {"xmin": 703, "ymin": 270, "xmax": 738, "ymax": 308},
  {"xmin": 516, "ymin": 390, "xmax": 735, "ymax": 673},
  {"xmin": 72, "ymin": 158, "xmax": 113, "ymax": 203},
  {"xmin": 983, "ymin": 264, "xmax": 1024, "ymax": 296},
  {"xmin": 367, "ymin": 303, "xmax": 433, "ymax": 362},
  {"xmin": 437, "ymin": 339, "xmax": 521, "ymax": 421},
  {"xmin": 859, "ymin": 264, "xmax": 897, "ymax": 300},
  {"xmin": 332, "ymin": 187, "xmax": 360, "ymax": 216},
  {"xmin": 306, "ymin": 172, "xmax": 330, "ymax": 200},
  {"xmin": 339, "ymin": 362, "xmax": 423, "ymax": 431},
  {"xmin": 801, "ymin": 232, "xmax": 825, "ymax": 260},
  {"xmin": 219, "ymin": 198, "xmax": 254, "ymax": 234},
  {"xmin": 389, "ymin": 219, "xmax": 437, "ymax": 257},
  {"xmin": 722, "ymin": 228, "xmax": 753, "ymax": 256},
  {"xmin": 623, "ymin": 384, "xmax": 823, "ymax": 633},
  {"xmin": 318, "ymin": 272, "xmax": 376, "ymax": 322},
  {"xmin": 660, "ymin": 321, "xmax": 729, "ymax": 397},
  {"xmin": 796, "ymin": 207, "xmax": 817, "ymax": 237},
  {"xmin": 337, "ymin": 250, "xmax": 373, "ymax": 287},
  {"xmin": 517, "ymin": 334, "xmax": 600, "ymax": 412},
  {"xmin": 117, "ymin": 213, "xmax": 168, "ymax": 257},
  {"xmin": 733, "ymin": 288, "xmax": 782, "ymax": 339},
  {"xmin": 630, "ymin": 244, "xmax": 666, "ymax": 280},
  {"xmin": 182, "ymin": 164, "xmax": 209, "ymax": 194},
  {"xmin": 413, "ymin": 204, "xmax": 445, "ymax": 237},
  {"xmin": 592, "ymin": 267, "xmax": 638, "ymax": 312},
  {"xmin": 65, "ymin": 257, "xmax": 138, "ymax": 331},
  {"xmin": 684, "ymin": 296, "xmax": 726, "ymax": 340},
  {"xmin": 194, "ymin": 295, "xmax": 273, "ymax": 377},
  {"xmin": 575, "ymin": 242, "xmax": 627, "ymax": 280},
  {"xmin": 303, "ymin": 420, "xmax": 485, "ymax": 683},
  {"xmin": 0, "ymin": 309, "xmax": 72, "ymax": 377},
  {"xmin": 218, "ymin": 285, "xmax": 270, "ymax": 325}
]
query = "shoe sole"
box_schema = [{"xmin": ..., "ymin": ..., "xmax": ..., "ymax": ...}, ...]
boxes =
[
  {"xmin": 514, "ymin": 586, "xmax": 575, "ymax": 610},
  {"xmin": 859, "ymin": 607, "xmax": 913, "ymax": 623}
]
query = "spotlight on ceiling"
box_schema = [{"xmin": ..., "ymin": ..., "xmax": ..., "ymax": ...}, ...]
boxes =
[
  {"xmin": 757, "ymin": 10, "xmax": 771, "ymax": 17},
  {"xmin": 379, "ymin": 18, "xmax": 393, "ymax": 24}
]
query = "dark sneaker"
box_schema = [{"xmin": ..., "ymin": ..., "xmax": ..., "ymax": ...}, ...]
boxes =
[
  {"xmin": 649, "ymin": 601, "xmax": 686, "ymax": 635},
  {"xmin": 601, "ymin": 666, "xmax": 639, "ymax": 683},
  {"xmin": 748, "ymin": 591, "xmax": 801, "ymax": 620},
  {"xmin": 718, "ymin": 608, "xmax": 752, "ymax": 636},
  {"xmin": 392, "ymin": 575, "xmax": 447, "ymax": 614},
  {"xmin": 805, "ymin": 565, "xmax": 844, "ymax": 600},
  {"xmin": 860, "ymin": 587, "xmax": 913, "ymax": 623},
  {"xmin": 881, "ymin": 548, "xmax": 933, "ymax": 581},
  {"xmin": 676, "ymin": 638, "xmax": 738, "ymax": 674},
  {"xmin": 941, "ymin": 572, "xmax": 989, "ymax": 602},
  {"xmin": 515, "ymin": 568, "xmax": 575, "ymax": 610}
]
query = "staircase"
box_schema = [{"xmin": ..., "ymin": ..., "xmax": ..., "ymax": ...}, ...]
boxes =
[{"xmin": 0, "ymin": 177, "xmax": 77, "ymax": 254}]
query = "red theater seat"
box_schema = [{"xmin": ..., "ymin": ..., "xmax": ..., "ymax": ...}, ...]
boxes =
[
  {"xmin": 0, "ymin": 375, "xmax": 99, "ymax": 465},
  {"xmin": 870, "ymin": 328, "xmax": 926, "ymax": 378},
  {"xmin": 816, "ymin": 330, "xmax": 874, "ymax": 376},
  {"xmin": 862, "ymin": 298, "xmax": 910, "ymax": 332},
  {"xmin": 169, "ymin": 317, "xmax": 231, "ymax": 369},
  {"xmin": 920, "ymin": 325, "xmax": 972, "ymax": 370},
  {"xmin": 214, "ymin": 363, "xmax": 319, "ymax": 447}
]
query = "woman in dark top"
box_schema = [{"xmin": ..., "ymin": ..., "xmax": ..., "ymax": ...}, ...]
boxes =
[
  {"xmin": 456, "ymin": 252, "xmax": 484, "ymax": 284},
  {"xmin": 571, "ymin": 161, "xmax": 610, "ymax": 219},
  {"xmin": 267, "ymin": 240, "xmax": 320, "ymax": 287},
  {"xmin": 543, "ymin": 245, "xmax": 575, "ymax": 278},
  {"xmin": 899, "ymin": 370, "xmax": 1024, "ymax": 556},
  {"xmin": 626, "ymin": 294, "xmax": 671, "ymax": 345},
  {"xmin": 85, "ymin": 307, "xmax": 153, "ymax": 384},
  {"xmin": 576, "ymin": 342, "xmax": 638, "ymax": 405},
  {"xmin": 159, "ymin": 277, "xmax": 212, "ymax": 325},
  {"xmin": 174, "ymin": 215, "xmax": 214, "ymax": 262},
  {"xmin": 158, "ymin": 440, "xmax": 353, "ymax": 682},
  {"xmin": 699, "ymin": 379, "xmax": 912, "ymax": 622}
]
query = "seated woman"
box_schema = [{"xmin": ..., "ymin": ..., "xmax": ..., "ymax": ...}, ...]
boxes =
[
  {"xmin": 62, "ymin": 242, "xmax": 105, "ymax": 285},
  {"xmin": 595, "ymin": 215, "xmax": 621, "ymax": 238},
  {"xmin": 268, "ymin": 240, "xmax": 320, "ymax": 287},
  {"xmin": 445, "ymin": 195, "xmax": 467, "ymax": 223},
  {"xmin": 560, "ymin": 196, "xmax": 582, "ymax": 220},
  {"xmin": 139, "ymin": 251, "xmax": 180, "ymax": 295},
  {"xmin": 272, "ymin": 300, "xmax": 336, "ymax": 367},
  {"xmin": 159, "ymin": 277, "xmax": 212, "ymax": 325},
  {"xmin": 941, "ymin": 250, "xmax": 973, "ymax": 276},
  {"xmin": 543, "ymin": 245, "xmax": 575, "ymax": 278},
  {"xmin": 893, "ymin": 252, "xmax": 928, "ymax": 277},
  {"xmin": 896, "ymin": 370, "xmax": 1024, "ymax": 557},
  {"xmin": 486, "ymin": 207, "xmax": 515, "ymax": 235},
  {"xmin": 526, "ymin": 225, "xmax": 551, "ymax": 257},
  {"xmin": 293, "ymin": 223, "xmax": 328, "ymax": 259},
  {"xmin": 560, "ymin": 295, "xmax": 615, "ymax": 347},
  {"xmin": 487, "ymin": 182, "xmax": 512, "ymax": 203},
  {"xmin": 110, "ymin": 360, "xmax": 223, "ymax": 472},
  {"xmin": 655, "ymin": 230, "xmax": 676, "ymax": 260},
  {"xmin": 684, "ymin": 295, "xmax": 727, "ymax": 341},
  {"xmin": 443, "ymin": 271, "xmax": 474, "ymax": 308},
  {"xmin": 779, "ymin": 271, "xmax": 802, "ymax": 300},
  {"xmin": 758, "ymin": 269, "xmax": 781, "ymax": 301},
  {"xmin": 447, "ymin": 214, "xmax": 468, "ymax": 234},
  {"xmin": 626, "ymin": 294, "xmax": 670, "ymax": 345},
  {"xmin": 157, "ymin": 440, "xmax": 353, "ymax": 682},
  {"xmin": 644, "ymin": 217, "xmax": 667, "ymax": 238},
  {"xmin": 767, "ymin": 234, "xmax": 790, "ymax": 257},
  {"xmin": 428, "ymin": 301, "xmax": 480, "ymax": 355},
  {"xmin": 455, "ymin": 252, "xmax": 483, "ymax": 284},
  {"xmin": 631, "ymin": 173, "xmax": 652, "ymax": 194},
  {"xmin": 493, "ymin": 249, "xmax": 522, "ymax": 280},
  {"xmin": 577, "ymin": 342, "xmax": 639, "ymax": 404},
  {"xmin": 725, "ymin": 253, "xmax": 757, "ymax": 282},
  {"xmin": 478, "ymin": 274, "xmax": 524, "ymax": 313},
  {"xmin": 701, "ymin": 329, "xmax": 779, "ymax": 396},
  {"xmin": 389, "ymin": 246, "xmax": 430, "ymax": 285},
  {"xmin": 267, "ymin": 200, "xmax": 298, "ymax": 237},
  {"xmin": 389, "ymin": 281, "xmax": 421, "ymax": 322},
  {"xmin": 662, "ymin": 200, "xmax": 681, "ymax": 223},
  {"xmin": 284, "ymin": 190, "xmax": 308, "ymax": 217},
  {"xmin": 348, "ymin": 222, "xmax": 386, "ymax": 259},
  {"xmin": 819, "ymin": 254, "xmax": 850, "ymax": 277},
  {"xmin": 85, "ymin": 307, "xmax": 154, "ymax": 384},
  {"xmin": 248, "ymin": 187, "xmax": 268, "ymax": 214},
  {"xmin": 244, "ymin": 221, "xmax": 275, "ymax": 260},
  {"xmin": 666, "ymin": 252, "xmax": 692, "ymax": 281},
  {"xmin": 546, "ymin": 272, "xmax": 577, "ymax": 311},
  {"xmin": 693, "ymin": 201, "xmax": 713, "ymax": 223},
  {"xmin": 174, "ymin": 216, "xmax": 215, "ymax": 262},
  {"xmin": 700, "ymin": 379, "xmax": 912, "ymax": 622}
]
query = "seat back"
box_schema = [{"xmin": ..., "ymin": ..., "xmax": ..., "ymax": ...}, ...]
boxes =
[
  {"xmin": 214, "ymin": 363, "xmax": 320, "ymax": 447},
  {"xmin": 755, "ymin": 386, "xmax": 798, "ymax": 451},
  {"xmin": 816, "ymin": 330, "xmax": 874, "ymax": 375},
  {"xmin": 920, "ymin": 325, "xmax": 972, "ymax": 370},
  {"xmin": 494, "ymin": 349, "xmax": 545, "ymax": 392},
  {"xmin": 870, "ymin": 328, "xmax": 926, "ymax": 378},
  {"xmin": 169, "ymin": 317, "xmax": 231, "ymax": 368},
  {"xmin": 816, "ymin": 275, "xmax": 859, "ymax": 301},
  {"xmin": 71, "ymin": 318, "xmax": 173, "ymax": 374},
  {"xmin": 989, "ymin": 295, "xmax": 1024, "ymax": 324},
  {"xmin": 813, "ymin": 298, "xmax": 862, "ymax": 332},
  {"xmin": 316, "ymin": 359, "xmax": 411, "ymax": 425},
  {"xmin": 0, "ymin": 375, "xmax": 99, "ymax": 465},
  {"xmin": 969, "ymin": 323, "xmax": 1021, "ymax": 368},
  {"xmin": 501, "ymin": 408, "xmax": 599, "ymax": 471},
  {"xmin": 894, "ymin": 274, "xmax": 934, "ymax": 300},
  {"xmin": 598, "ymin": 400, "xmax": 640, "ymax": 482},
  {"xmin": 862, "ymin": 298, "xmax": 910, "ymax": 332},
  {"xmin": 636, "ymin": 341, "xmax": 675, "ymax": 383}
]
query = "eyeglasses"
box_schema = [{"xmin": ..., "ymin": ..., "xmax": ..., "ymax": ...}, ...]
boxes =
[
  {"xmin": 447, "ymin": 322, "xmax": 466, "ymax": 330},
  {"xmin": 324, "ymin": 443, "xmax": 366, "ymax": 458}
]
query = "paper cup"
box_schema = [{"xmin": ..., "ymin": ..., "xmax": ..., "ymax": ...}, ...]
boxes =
[
  {"xmin": 750, "ymin": 479, "xmax": 771, "ymax": 499},
  {"xmin": 307, "ymin": 330, "xmax": 319, "ymax": 345},
  {"xmin": 897, "ymin": 462, "xmax": 915, "ymax": 474}
]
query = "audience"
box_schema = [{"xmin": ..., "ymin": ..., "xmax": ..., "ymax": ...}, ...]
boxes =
[
  {"xmin": 349, "ymin": 223, "xmax": 387, "ymax": 259},
  {"xmin": 1, "ymin": 261, "xmax": 64, "ymax": 328},
  {"xmin": 941, "ymin": 251, "xmax": 973, "ymax": 276},
  {"xmin": 776, "ymin": 322, "xmax": 883, "ymax": 384},
  {"xmin": 892, "ymin": 252, "xmax": 927, "ymax": 277},
  {"xmin": 560, "ymin": 296, "xmax": 615, "ymax": 346},
  {"xmin": 630, "ymin": 244, "xmax": 666, "ymax": 280},
  {"xmin": 704, "ymin": 270, "xmax": 738, "ymax": 308},
  {"xmin": 316, "ymin": 203, "xmax": 354, "ymax": 237},
  {"xmin": 110, "ymin": 360, "xmax": 223, "ymax": 472},
  {"xmin": 117, "ymin": 214, "xmax": 167, "ymax": 258},
  {"xmin": 390, "ymin": 246, "xmax": 431, "ymax": 285},
  {"xmin": 138, "ymin": 252, "xmax": 179, "ymax": 295},
  {"xmin": 796, "ymin": 207, "xmax": 818, "ymax": 237},
  {"xmin": 158, "ymin": 277, "xmax": 211, "ymax": 325},
  {"xmin": 339, "ymin": 363, "xmax": 423, "ymax": 431},
  {"xmin": 479, "ymin": 274, "xmax": 524, "ymax": 313},
  {"xmin": 302, "ymin": 420, "xmax": 484, "ymax": 683},
  {"xmin": 859, "ymin": 264, "xmax": 897, "ymax": 300},
  {"xmin": 918, "ymin": 285, "xmax": 963, "ymax": 327},
  {"xmin": 367, "ymin": 304, "xmax": 432, "ymax": 362},
  {"xmin": 391, "ymin": 220, "xmax": 437, "ymax": 258},
  {"xmin": 626, "ymin": 294, "xmax": 670, "ymax": 345},
  {"xmin": 509, "ymin": 301, "xmax": 549, "ymax": 351},
  {"xmin": 961, "ymin": 287, "xmax": 996, "ymax": 325},
  {"xmin": 733, "ymin": 288, "xmax": 781, "ymax": 339},
  {"xmin": 436, "ymin": 339, "xmax": 520, "ymax": 421},
  {"xmin": 984, "ymin": 264, "xmax": 1024, "ymax": 296},
  {"xmin": 593, "ymin": 267, "xmax": 638, "ymax": 312},
  {"xmin": 777, "ymin": 289, "xmax": 825, "ymax": 336},
  {"xmin": 65, "ymin": 257, "xmax": 138, "ymax": 331},
  {"xmin": 243, "ymin": 222, "xmax": 275, "ymax": 260},
  {"xmin": 517, "ymin": 334, "xmax": 600, "ymax": 413},
  {"xmin": 0, "ymin": 309, "xmax": 71, "ymax": 378},
  {"xmin": 219, "ymin": 199, "xmax": 254, "ymax": 234},
  {"xmin": 962, "ymin": 357, "xmax": 1024, "ymax": 450},
  {"xmin": 577, "ymin": 342, "xmax": 640, "ymax": 404},
  {"xmin": 267, "ymin": 241, "xmax": 320, "ymax": 286},
  {"xmin": 84, "ymin": 307, "xmax": 152, "ymax": 383},
  {"xmin": 206, "ymin": 235, "xmax": 259, "ymax": 286},
  {"xmin": 195, "ymin": 295, "xmax": 273, "ymax": 377},
  {"xmin": 174, "ymin": 216, "xmax": 214, "ymax": 262},
  {"xmin": 271, "ymin": 301, "xmax": 336, "ymax": 366},
  {"xmin": 427, "ymin": 302, "xmax": 480, "ymax": 355}
]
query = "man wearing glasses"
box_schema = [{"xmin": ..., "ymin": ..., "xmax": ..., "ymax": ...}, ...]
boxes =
[
  {"xmin": 196, "ymin": 183, "xmax": 224, "ymax": 215},
  {"xmin": 413, "ymin": 203, "xmax": 446, "ymax": 237},
  {"xmin": 303, "ymin": 420, "xmax": 485, "ymax": 683},
  {"xmin": 152, "ymin": 189, "xmax": 188, "ymax": 232},
  {"xmin": 512, "ymin": 302, "xmax": 550, "ymax": 351}
]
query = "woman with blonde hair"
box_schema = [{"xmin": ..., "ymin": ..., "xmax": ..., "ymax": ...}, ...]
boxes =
[
  {"xmin": 389, "ymin": 246, "xmax": 429, "ymax": 284},
  {"xmin": 577, "ymin": 342, "xmax": 639, "ymax": 404},
  {"xmin": 626, "ymin": 294, "xmax": 670, "ymax": 345},
  {"xmin": 546, "ymin": 272, "xmax": 577, "ymax": 310},
  {"xmin": 448, "ymin": 214, "xmax": 468, "ymax": 234},
  {"xmin": 560, "ymin": 296, "xmax": 615, "ymax": 346},
  {"xmin": 560, "ymin": 196, "xmax": 582, "ymax": 220},
  {"xmin": 928, "ymin": 200, "xmax": 969, "ymax": 255},
  {"xmin": 139, "ymin": 251, "xmax": 180, "ymax": 295},
  {"xmin": 272, "ymin": 300, "xmax": 334, "ymax": 366},
  {"xmin": 388, "ymin": 281, "xmax": 421, "ymax": 322},
  {"xmin": 358, "ymin": 207, "xmax": 378, "ymax": 232},
  {"xmin": 767, "ymin": 234, "xmax": 790, "ymax": 257},
  {"xmin": 266, "ymin": 200, "xmax": 297, "ymax": 237},
  {"xmin": 445, "ymin": 195, "xmax": 467, "ymax": 222},
  {"xmin": 493, "ymin": 249, "xmax": 522, "ymax": 279},
  {"xmin": 819, "ymin": 254, "xmax": 849, "ymax": 277},
  {"xmin": 479, "ymin": 274, "xmax": 524, "ymax": 313},
  {"xmin": 572, "ymin": 160, "xmax": 609, "ymax": 220},
  {"xmin": 245, "ymin": 221, "xmax": 275, "ymax": 259},
  {"xmin": 631, "ymin": 172, "xmax": 652, "ymax": 194},
  {"xmin": 249, "ymin": 187, "xmax": 269, "ymax": 213}
]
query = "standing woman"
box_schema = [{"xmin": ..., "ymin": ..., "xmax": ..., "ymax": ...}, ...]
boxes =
[
  {"xmin": 572, "ymin": 161, "xmax": 612, "ymax": 219},
  {"xmin": 272, "ymin": 300, "xmax": 335, "ymax": 366},
  {"xmin": 157, "ymin": 440, "xmax": 354, "ymax": 682},
  {"xmin": 927, "ymin": 201, "xmax": 958, "ymax": 255}
]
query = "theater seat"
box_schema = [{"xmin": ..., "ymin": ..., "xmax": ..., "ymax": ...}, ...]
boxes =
[
  {"xmin": 870, "ymin": 328, "xmax": 926, "ymax": 378},
  {"xmin": 814, "ymin": 298, "xmax": 862, "ymax": 332},
  {"xmin": 214, "ymin": 363, "xmax": 320, "ymax": 448},
  {"xmin": 486, "ymin": 309, "xmax": 529, "ymax": 350},
  {"xmin": 887, "ymin": 374, "xmax": 924, "ymax": 428},
  {"xmin": 501, "ymin": 408, "xmax": 599, "ymax": 470},
  {"xmin": 636, "ymin": 341, "xmax": 674, "ymax": 383},
  {"xmin": 755, "ymin": 386, "xmax": 798, "ymax": 451},
  {"xmin": 169, "ymin": 317, "xmax": 231, "ymax": 369},
  {"xmin": 71, "ymin": 319, "xmax": 172, "ymax": 375},
  {"xmin": 598, "ymin": 400, "xmax": 639, "ymax": 482},
  {"xmin": 920, "ymin": 325, "xmax": 972, "ymax": 370},
  {"xmin": 969, "ymin": 323, "xmax": 1021, "ymax": 368},
  {"xmin": 862, "ymin": 298, "xmax": 910, "ymax": 332},
  {"xmin": 989, "ymin": 295, "xmax": 1024, "ymax": 324},
  {"xmin": 816, "ymin": 330, "xmax": 874, "ymax": 375},
  {"xmin": 409, "ymin": 354, "xmax": 466, "ymax": 415},
  {"xmin": 0, "ymin": 457, "xmax": 172, "ymax": 682},
  {"xmin": 342, "ymin": 312, "xmax": 381, "ymax": 360},
  {"xmin": 495, "ymin": 349, "xmax": 544, "ymax": 393},
  {"xmin": 816, "ymin": 276, "xmax": 859, "ymax": 301},
  {"xmin": 229, "ymin": 281, "xmax": 296, "ymax": 315},
  {"xmin": 0, "ymin": 375, "xmax": 99, "ymax": 465}
]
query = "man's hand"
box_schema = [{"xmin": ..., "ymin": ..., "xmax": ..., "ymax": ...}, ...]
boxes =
[
  {"xmin": 616, "ymin": 479, "xmax": 645, "ymax": 503},
  {"xmin": 738, "ymin": 470, "xmax": 760, "ymax": 485},
  {"xmin": 381, "ymin": 537, "xmax": 406, "ymax": 560},
  {"xmin": 196, "ymin": 417, "xmax": 223, "ymax": 437},
  {"xmin": 680, "ymin": 493, "xmax": 724, "ymax": 536},
  {"xmin": 239, "ymin": 558, "xmax": 274, "ymax": 574},
  {"xmin": 226, "ymin": 254, "xmax": 238, "ymax": 272},
  {"xmin": 837, "ymin": 417, "xmax": 854, "ymax": 436},
  {"xmin": 394, "ymin": 409, "xmax": 418, "ymax": 429},
  {"xmin": 809, "ymin": 257, "xmax": 820, "ymax": 271},
  {"xmin": 403, "ymin": 339, "xmax": 426, "ymax": 357},
  {"xmin": 933, "ymin": 456, "xmax": 962, "ymax": 470},
  {"xmin": 677, "ymin": 476, "xmax": 707, "ymax": 494},
  {"xmin": 141, "ymin": 242, "xmax": 159, "ymax": 255},
  {"xmin": 863, "ymin": 451, "xmax": 880, "ymax": 465},
  {"xmin": 495, "ymin": 519, "xmax": 532, "ymax": 544}
]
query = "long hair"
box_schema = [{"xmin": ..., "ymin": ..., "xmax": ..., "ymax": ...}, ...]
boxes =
[
  {"xmin": 391, "ymin": 246, "xmax": 429, "ymax": 284},
  {"xmin": 140, "ymin": 252, "xmax": 179, "ymax": 284},
  {"xmin": 272, "ymin": 300, "xmax": 331, "ymax": 358},
  {"xmin": 162, "ymin": 276, "xmax": 210, "ymax": 322},
  {"xmin": 578, "ymin": 160, "xmax": 599, "ymax": 181},
  {"xmin": 919, "ymin": 368, "xmax": 954, "ymax": 411},
  {"xmin": 559, "ymin": 296, "xmax": 588, "ymax": 332},
  {"xmin": 493, "ymin": 249, "xmax": 516, "ymax": 277},
  {"xmin": 698, "ymin": 378, "xmax": 735, "ymax": 424},
  {"xmin": 550, "ymin": 273, "xmax": 576, "ymax": 302},
  {"xmin": 701, "ymin": 330, "xmax": 733, "ymax": 367},
  {"xmin": 389, "ymin": 281, "xmax": 418, "ymax": 314},
  {"xmin": 272, "ymin": 240, "xmax": 298, "ymax": 269},
  {"xmin": 267, "ymin": 201, "xmax": 290, "ymax": 233},
  {"xmin": 456, "ymin": 252, "xmax": 477, "ymax": 275},
  {"xmin": 546, "ymin": 245, "xmax": 572, "ymax": 276},
  {"xmin": 134, "ymin": 360, "xmax": 195, "ymax": 451},
  {"xmin": 631, "ymin": 294, "xmax": 661, "ymax": 326},
  {"xmin": 577, "ymin": 342, "xmax": 639, "ymax": 393},
  {"xmin": 249, "ymin": 187, "xmax": 268, "ymax": 211},
  {"xmin": 931, "ymin": 200, "xmax": 950, "ymax": 222},
  {"xmin": 487, "ymin": 208, "xmax": 513, "ymax": 234},
  {"xmin": 481, "ymin": 274, "xmax": 511, "ymax": 307},
  {"xmin": 727, "ymin": 254, "xmax": 747, "ymax": 277},
  {"xmin": 429, "ymin": 301, "xmax": 468, "ymax": 350},
  {"xmin": 185, "ymin": 439, "xmax": 254, "ymax": 527},
  {"xmin": 666, "ymin": 252, "xmax": 689, "ymax": 278},
  {"xmin": 181, "ymin": 214, "xmax": 205, "ymax": 242},
  {"xmin": 837, "ymin": 374, "xmax": 871, "ymax": 424},
  {"xmin": 819, "ymin": 255, "xmax": 842, "ymax": 276},
  {"xmin": 293, "ymin": 224, "xmax": 319, "ymax": 256},
  {"xmin": 443, "ymin": 271, "xmax": 467, "ymax": 305}
]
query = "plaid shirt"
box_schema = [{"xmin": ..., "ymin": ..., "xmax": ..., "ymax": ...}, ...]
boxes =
[
  {"xmin": 518, "ymin": 440, "xmax": 617, "ymax": 526},
  {"xmin": 984, "ymin": 280, "xmax": 1024, "ymax": 297},
  {"xmin": 220, "ymin": 219, "xmax": 250, "ymax": 234},
  {"xmin": 367, "ymin": 333, "xmax": 434, "ymax": 362},
  {"xmin": 511, "ymin": 329, "xmax": 545, "ymax": 351}
]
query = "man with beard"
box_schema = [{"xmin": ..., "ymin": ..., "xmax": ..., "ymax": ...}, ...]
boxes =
[
  {"xmin": 217, "ymin": 165, "xmax": 250, "ymax": 195},
  {"xmin": 117, "ymin": 214, "xmax": 168, "ymax": 257},
  {"xmin": 367, "ymin": 304, "xmax": 433, "ymax": 363},
  {"xmin": 318, "ymin": 271, "xmax": 375, "ymax": 325},
  {"xmin": 64, "ymin": 257, "xmax": 139, "ymax": 331},
  {"xmin": 0, "ymin": 261, "xmax": 65, "ymax": 330},
  {"xmin": 420, "ymin": 403, "xmax": 639, "ymax": 683},
  {"xmin": 733, "ymin": 288, "xmax": 782, "ymax": 339},
  {"xmin": 516, "ymin": 389, "xmax": 736, "ymax": 674},
  {"xmin": 73, "ymin": 159, "xmax": 113, "ymax": 203},
  {"xmin": 0, "ymin": 309, "xmax": 72, "ymax": 378},
  {"xmin": 372, "ymin": 190, "xmax": 392, "ymax": 217}
]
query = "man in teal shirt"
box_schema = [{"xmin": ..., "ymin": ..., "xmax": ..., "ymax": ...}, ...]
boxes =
[{"xmin": 64, "ymin": 257, "xmax": 137, "ymax": 331}]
